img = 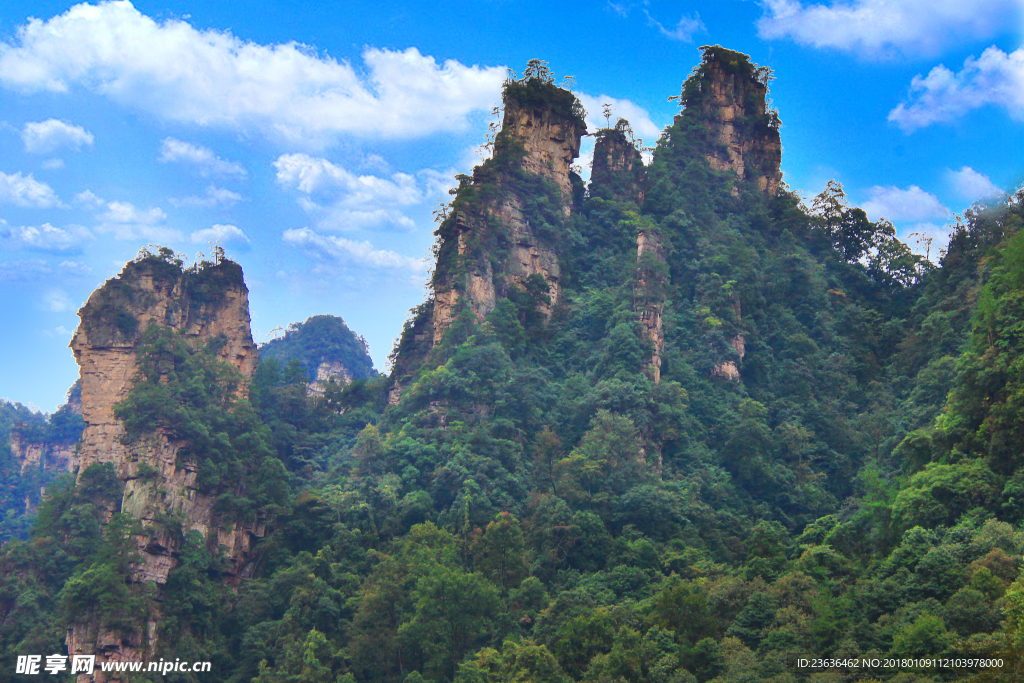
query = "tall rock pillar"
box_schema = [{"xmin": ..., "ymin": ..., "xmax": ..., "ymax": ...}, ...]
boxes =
[{"xmin": 430, "ymin": 76, "xmax": 585, "ymax": 346}]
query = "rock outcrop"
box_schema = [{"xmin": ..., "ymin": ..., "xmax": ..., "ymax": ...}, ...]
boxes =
[
  {"xmin": 675, "ymin": 46, "xmax": 782, "ymax": 195},
  {"xmin": 11, "ymin": 431, "xmax": 79, "ymax": 474},
  {"xmin": 67, "ymin": 253, "xmax": 260, "ymax": 677},
  {"xmin": 635, "ymin": 227, "xmax": 667, "ymax": 383},
  {"xmin": 590, "ymin": 123, "xmax": 645, "ymax": 204},
  {"xmin": 712, "ymin": 298, "xmax": 745, "ymax": 381},
  {"xmin": 307, "ymin": 360, "xmax": 354, "ymax": 398},
  {"xmin": 430, "ymin": 76, "xmax": 585, "ymax": 345}
]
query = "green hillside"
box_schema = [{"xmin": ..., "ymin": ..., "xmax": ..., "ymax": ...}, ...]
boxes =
[{"xmin": 2, "ymin": 50, "xmax": 1023, "ymax": 683}]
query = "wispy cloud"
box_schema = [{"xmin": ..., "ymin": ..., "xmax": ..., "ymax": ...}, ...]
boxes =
[
  {"xmin": 642, "ymin": 10, "xmax": 703, "ymax": 42},
  {"xmin": 94, "ymin": 200, "xmax": 179, "ymax": 242},
  {"xmin": 43, "ymin": 288, "xmax": 73, "ymax": 312},
  {"xmin": 22, "ymin": 118, "xmax": 93, "ymax": 154},
  {"xmin": 274, "ymin": 153, "xmax": 423, "ymax": 231},
  {"xmin": 0, "ymin": 171, "xmax": 64, "ymax": 207},
  {"xmin": 0, "ymin": 258, "xmax": 89, "ymax": 282},
  {"xmin": 575, "ymin": 92, "xmax": 662, "ymax": 141},
  {"xmin": 159, "ymin": 139, "xmax": 247, "ymax": 177},
  {"xmin": 758, "ymin": 0, "xmax": 1020, "ymax": 58},
  {"xmin": 169, "ymin": 185, "xmax": 243, "ymax": 208},
  {"xmin": 946, "ymin": 166, "xmax": 1002, "ymax": 200},
  {"xmin": 888, "ymin": 47, "xmax": 1024, "ymax": 132},
  {"xmin": 282, "ymin": 227, "xmax": 426, "ymax": 271},
  {"xmin": 861, "ymin": 185, "xmax": 950, "ymax": 222},
  {"xmin": 190, "ymin": 223, "xmax": 250, "ymax": 245},
  {"xmin": 1, "ymin": 221, "xmax": 92, "ymax": 252},
  {"xmin": 0, "ymin": 1, "xmax": 505, "ymax": 143}
]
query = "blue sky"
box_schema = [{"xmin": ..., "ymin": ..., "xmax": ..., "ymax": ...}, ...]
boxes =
[{"xmin": 1, "ymin": 0, "xmax": 1022, "ymax": 411}]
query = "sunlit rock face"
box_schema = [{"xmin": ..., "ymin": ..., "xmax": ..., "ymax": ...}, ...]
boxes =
[
  {"xmin": 67, "ymin": 256, "xmax": 260, "ymax": 676},
  {"xmin": 677, "ymin": 46, "xmax": 782, "ymax": 196},
  {"xmin": 430, "ymin": 79, "xmax": 585, "ymax": 346},
  {"xmin": 636, "ymin": 227, "xmax": 667, "ymax": 383}
]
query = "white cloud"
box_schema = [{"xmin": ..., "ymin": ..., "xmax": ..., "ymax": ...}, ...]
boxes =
[
  {"xmin": 0, "ymin": 171, "xmax": 63, "ymax": 207},
  {"xmin": 418, "ymin": 168, "xmax": 459, "ymax": 200},
  {"xmin": 0, "ymin": 1, "xmax": 505, "ymax": 142},
  {"xmin": 575, "ymin": 92, "xmax": 662, "ymax": 143},
  {"xmin": 43, "ymin": 288, "xmax": 73, "ymax": 312},
  {"xmin": 42, "ymin": 158, "xmax": 65, "ymax": 169},
  {"xmin": 59, "ymin": 259, "xmax": 91, "ymax": 276},
  {"xmin": 22, "ymin": 118, "xmax": 93, "ymax": 153},
  {"xmin": 274, "ymin": 153, "xmax": 422, "ymax": 230},
  {"xmin": 275, "ymin": 153, "xmax": 420, "ymax": 201},
  {"xmin": 888, "ymin": 47, "xmax": 1024, "ymax": 132},
  {"xmin": 190, "ymin": 223, "xmax": 249, "ymax": 245},
  {"xmin": 169, "ymin": 185, "xmax": 243, "ymax": 208},
  {"xmin": 74, "ymin": 189, "xmax": 106, "ymax": 208},
  {"xmin": 643, "ymin": 10, "xmax": 704, "ymax": 42},
  {"xmin": 95, "ymin": 200, "xmax": 179, "ymax": 241},
  {"xmin": 946, "ymin": 166, "xmax": 1002, "ymax": 200},
  {"xmin": 861, "ymin": 185, "xmax": 950, "ymax": 222},
  {"xmin": 283, "ymin": 227, "xmax": 427, "ymax": 271},
  {"xmin": 159, "ymin": 138, "xmax": 247, "ymax": 177},
  {"xmin": 757, "ymin": 0, "xmax": 1020, "ymax": 58},
  {"xmin": 1, "ymin": 222, "xmax": 92, "ymax": 252},
  {"xmin": 607, "ymin": 1, "xmax": 633, "ymax": 17}
]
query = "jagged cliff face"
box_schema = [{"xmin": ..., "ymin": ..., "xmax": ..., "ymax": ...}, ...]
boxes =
[
  {"xmin": 67, "ymin": 257, "xmax": 259, "ymax": 675},
  {"xmin": 11, "ymin": 432, "xmax": 79, "ymax": 474},
  {"xmin": 431, "ymin": 80, "xmax": 584, "ymax": 346},
  {"xmin": 501, "ymin": 99, "xmax": 582, "ymax": 205},
  {"xmin": 678, "ymin": 49, "xmax": 782, "ymax": 196},
  {"xmin": 590, "ymin": 127, "xmax": 645, "ymax": 204},
  {"xmin": 635, "ymin": 228, "xmax": 667, "ymax": 383}
]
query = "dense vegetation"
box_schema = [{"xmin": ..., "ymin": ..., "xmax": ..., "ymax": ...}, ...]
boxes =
[{"xmin": 3, "ymin": 50, "xmax": 1024, "ymax": 683}]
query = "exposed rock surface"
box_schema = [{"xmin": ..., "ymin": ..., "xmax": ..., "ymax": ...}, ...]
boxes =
[
  {"xmin": 430, "ymin": 79, "xmax": 584, "ymax": 346},
  {"xmin": 712, "ymin": 299, "xmax": 746, "ymax": 381},
  {"xmin": 10, "ymin": 431, "xmax": 78, "ymax": 474},
  {"xmin": 501, "ymin": 99, "xmax": 582, "ymax": 206},
  {"xmin": 590, "ymin": 125, "xmax": 645, "ymax": 204},
  {"xmin": 307, "ymin": 360, "xmax": 354, "ymax": 398},
  {"xmin": 67, "ymin": 255, "xmax": 260, "ymax": 677},
  {"xmin": 677, "ymin": 46, "xmax": 782, "ymax": 195},
  {"xmin": 636, "ymin": 228, "xmax": 667, "ymax": 383}
]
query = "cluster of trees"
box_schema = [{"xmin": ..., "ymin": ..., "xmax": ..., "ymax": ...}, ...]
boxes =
[{"xmin": 2, "ymin": 52, "xmax": 1024, "ymax": 683}]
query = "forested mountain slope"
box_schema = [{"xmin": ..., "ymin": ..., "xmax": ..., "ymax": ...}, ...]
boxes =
[{"xmin": 2, "ymin": 47, "xmax": 1023, "ymax": 683}]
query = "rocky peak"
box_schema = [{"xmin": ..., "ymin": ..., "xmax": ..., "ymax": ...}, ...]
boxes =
[
  {"xmin": 676, "ymin": 46, "xmax": 782, "ymax": 195},
  {"xmin": 498, "ymin": 82, "xmax": 584, "ymax": 204},
  {"xmin": 428, "ymin": 74, "xmax": 585, "ymax": 347},
  {"xmin": 590, "ymin": 122, "xmax": 645, "ymax": 204},
  {"xmin": 67, "ymin": 250, "xmax": 260, "ymax": 671}
]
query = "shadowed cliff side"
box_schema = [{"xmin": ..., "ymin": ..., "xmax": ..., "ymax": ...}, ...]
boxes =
[{"xmin": 590, "ymin": 120, "xmax": 645, "ymax": 205}]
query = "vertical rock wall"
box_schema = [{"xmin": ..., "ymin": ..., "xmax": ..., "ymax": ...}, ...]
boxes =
[
  {"xmin": 677, "ymin": 47, "xmax": 782, "ymax": 196},
  {"xmin": 590, "ymin": 126, "xmax": 645, "ymax": 204},
  {"xmin": 636, "ymin": 228, "xmax": 667, "ymax": 383},
  {"xmin": 67, "ymin": 256, "xmax": 259, "ymax": 678},
  {"xmin": 430, "ymin": 80, "xmax": 584, "ymax": 346}
]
